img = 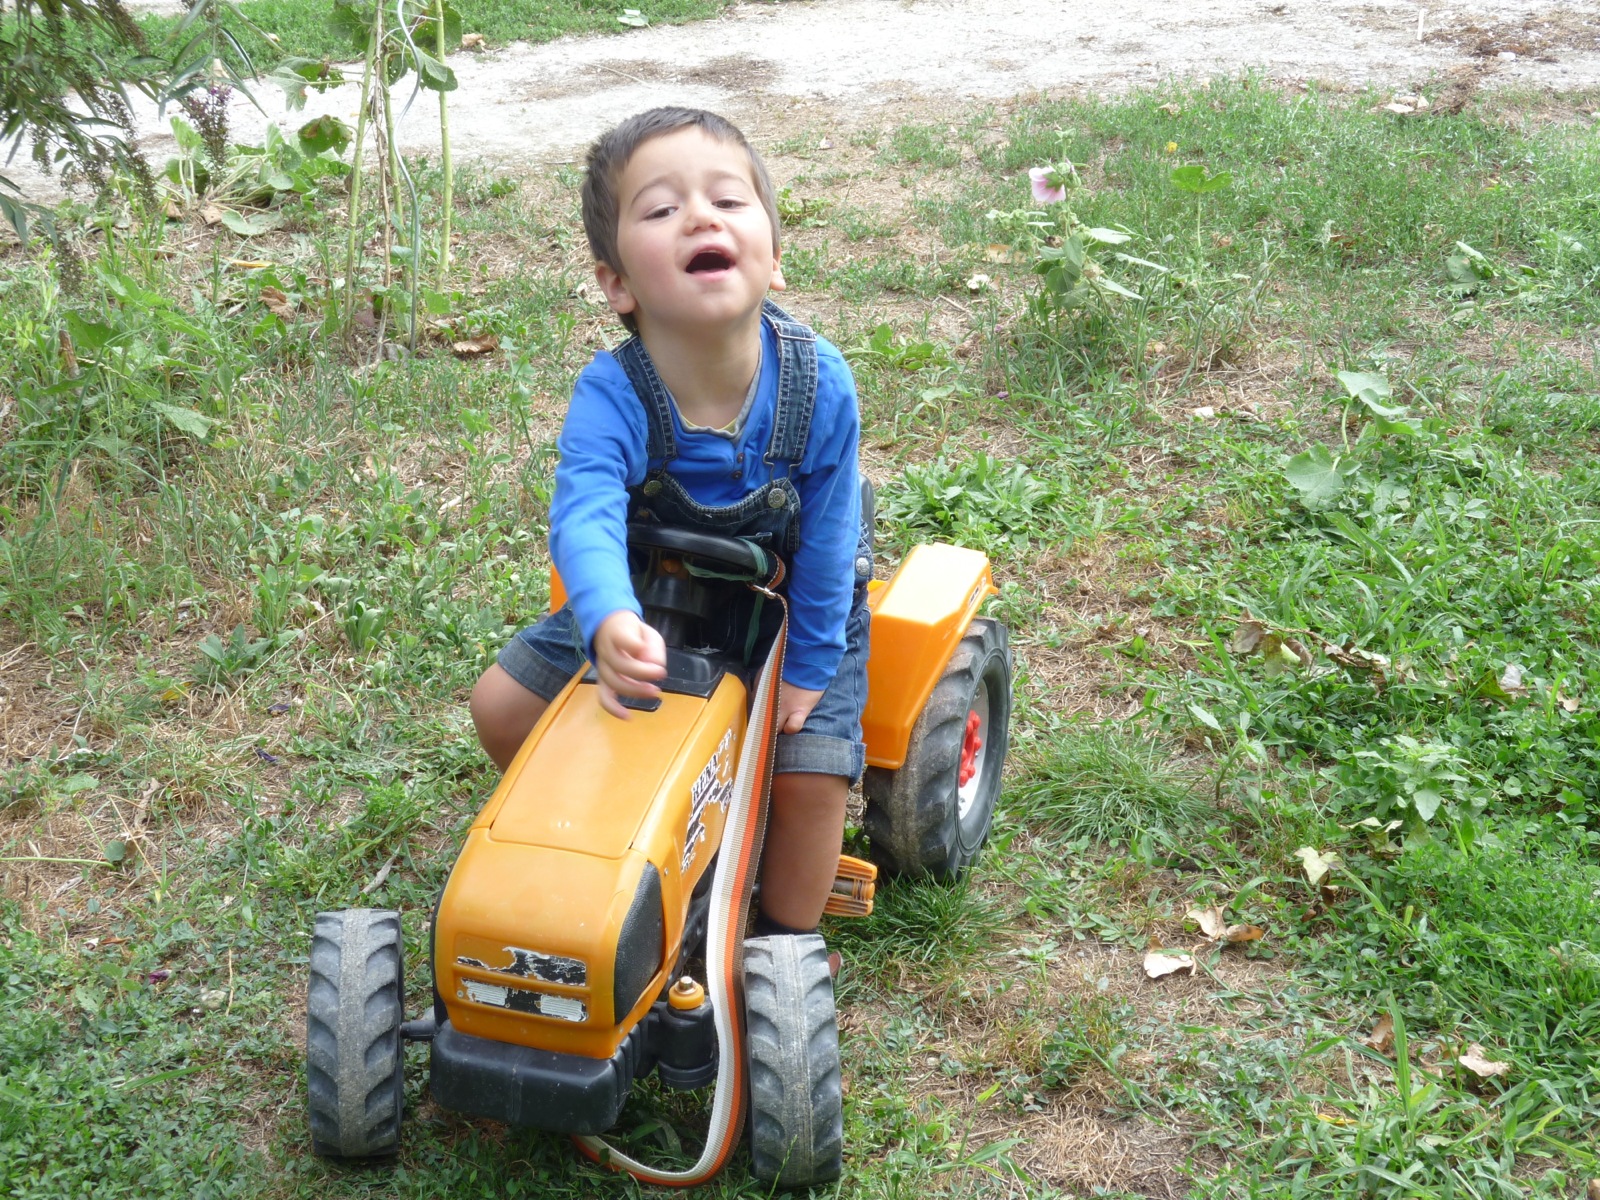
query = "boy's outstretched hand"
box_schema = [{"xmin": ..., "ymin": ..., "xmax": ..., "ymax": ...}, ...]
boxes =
[
  {"xmin": 593, "ymin": 611, "xmax": 667, "ymax": 720},
  {"xmin": 777, "ymin": 683, "xmax": 823, "ymax": 735}
]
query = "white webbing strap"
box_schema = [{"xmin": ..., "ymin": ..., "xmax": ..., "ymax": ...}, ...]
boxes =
[{"xmin": 573, "ymin": 612, "xmax": 786, "ymax": 1186}]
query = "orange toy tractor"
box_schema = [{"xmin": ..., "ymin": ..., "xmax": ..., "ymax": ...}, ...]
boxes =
[{"xmin": 305, "ymin": 514, "xmax": 1012, "ymax": 1187}]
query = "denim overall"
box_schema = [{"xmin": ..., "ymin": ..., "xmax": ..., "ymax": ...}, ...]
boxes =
[{"xmin": 498, "ymin": 300, "xmax": 870, "ymax": 781}]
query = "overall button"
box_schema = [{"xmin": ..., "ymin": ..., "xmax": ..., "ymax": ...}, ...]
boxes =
[
  {"xmin": 855, "ymin": 556, "xmax": 872, "ymax": 578},
  {"xmin": 766, "ymin": 487, "xmax": 786, "ymax": 509},
  {"xmin": 643, "ymin": 479, "xmax": 663, "ymax": 496}
]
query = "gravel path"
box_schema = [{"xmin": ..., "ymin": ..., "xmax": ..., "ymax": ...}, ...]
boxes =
[{"xmin": 22, "ymin": 1, "xmax": 1600, "ymax": 198}]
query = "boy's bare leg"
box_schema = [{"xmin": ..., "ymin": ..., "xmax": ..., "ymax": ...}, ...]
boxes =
[
  {"xmin": 759, "ymin": 771, "xmax": 848, "ymax": 930},
  {"xmin": 470, "ymin": 663, "xmax": 550, "ymax": 772}
]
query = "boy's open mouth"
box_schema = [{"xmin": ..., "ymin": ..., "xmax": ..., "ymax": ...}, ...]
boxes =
[{"xmin": 686, "ymin": 249, "xmax": 735, "ymax": 273}]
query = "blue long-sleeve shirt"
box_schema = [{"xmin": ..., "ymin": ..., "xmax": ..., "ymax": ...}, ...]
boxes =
[{"xmin": 549, "ymin": 321, "xmax": 862, "ymax": 692}]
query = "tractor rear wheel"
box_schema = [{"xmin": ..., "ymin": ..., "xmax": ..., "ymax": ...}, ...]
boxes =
[
  {"xmin": 863, "ymin": 617, "xmax": 1011, "ymax": 879},
  {"xmin": 306, "ymin": 908, "xmax": 405, "ymax": 1159},
  {"xmin": 745, "ymin": 934, "xmax": 843, "ymax": 1187}
]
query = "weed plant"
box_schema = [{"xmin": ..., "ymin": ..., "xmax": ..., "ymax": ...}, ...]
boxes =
[{"xmin": 1017, "ymin": 725, "xmax": 1210, "ymax": 844}]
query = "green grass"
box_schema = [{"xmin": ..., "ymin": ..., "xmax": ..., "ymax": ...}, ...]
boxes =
[
  {"xmin": 4, "ymin": 77, "xmax": 1600, "ymax": 1197},
  {"xmin": 136, "ymin": 0, "xmax": 731, "ymax": 68},
  {"xmin": 1017, "ymin": 726, "xmax": 1210, "ymax": 844}
]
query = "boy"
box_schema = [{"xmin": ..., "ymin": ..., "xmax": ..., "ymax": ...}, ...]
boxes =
[{"xmin": 469, "ymin": 108, "xmax": 870, "ymax": 943}]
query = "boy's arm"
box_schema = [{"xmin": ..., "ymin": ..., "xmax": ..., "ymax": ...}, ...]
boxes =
[
  {"xmin": 549, "ymin": 357, "xmax": 652, "ymax": 660},
  {"xmin": 783, "ymin": 340, "xmax": 862, "ymax": 695}
]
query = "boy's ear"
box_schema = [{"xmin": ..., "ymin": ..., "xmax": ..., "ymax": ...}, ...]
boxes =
[
  {"xmin": 594, "ymin": 261, "xmax": 638, "ymax": 317},
  {"xmin": 769, "ymin": 250, "xmax": 786, "ymax": 294}
]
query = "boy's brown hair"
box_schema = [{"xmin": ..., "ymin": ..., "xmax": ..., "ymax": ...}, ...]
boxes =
[{"xmin": 581, "ymin": 107, "xmax": 781, "ymax": 332}]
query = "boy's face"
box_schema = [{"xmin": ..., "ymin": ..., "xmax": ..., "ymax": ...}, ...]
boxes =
[{"xmin": 596, "ymin": 128, "xmax": 783, "ymax": 335}]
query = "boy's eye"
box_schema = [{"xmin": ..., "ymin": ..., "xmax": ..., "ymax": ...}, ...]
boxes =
[
  {"xmin": 714, "ymin": 198, "xmax": 745, "ymax": 209},
  {"xmin": 644, "ymin": 205, "xmax": 675, "ymax": 220}
]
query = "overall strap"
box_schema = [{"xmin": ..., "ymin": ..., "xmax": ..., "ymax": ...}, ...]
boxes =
[
  {"xmin": 611, "ymin": 335, "xmax": 677, "ymax": 462},
  {"xmin": 761, "ymin": 299, "xmax": 819, "ymax": 471}
]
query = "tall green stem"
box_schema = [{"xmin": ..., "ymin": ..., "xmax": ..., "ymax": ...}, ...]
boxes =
[
  {"xmin": 342, "ymin": 7, "xmax": 382, "ymax": 335},
  {"xmin": 434, "ymin": 0, "xmax": 453, "ymax": 288}
]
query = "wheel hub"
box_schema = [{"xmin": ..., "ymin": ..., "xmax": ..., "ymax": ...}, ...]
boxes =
[
  {"xmin": 958, "ymin": 711, "xmax": 983, "ymax": 787},
  {"xmin": 956, "ymin": 683, "xmax": 991, "ymax": 820}
]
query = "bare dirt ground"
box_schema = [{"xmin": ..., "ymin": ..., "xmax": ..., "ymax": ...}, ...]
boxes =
[{"xmin": 32, "ymin": 0, "xmax": 1600, "ymax": 202}]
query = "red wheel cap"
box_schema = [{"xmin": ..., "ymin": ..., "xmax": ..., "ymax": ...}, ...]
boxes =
[{"xmin": 958, "ymin": 710, "xmax": 983, "ymax": 787}]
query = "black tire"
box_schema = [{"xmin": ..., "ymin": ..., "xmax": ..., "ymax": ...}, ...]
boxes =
[
  {"xmin": 306, "ymin": 909, "xmax": 405, "ymax": 1159},
  {"xmin": 863, "ymin": 617, "xmax": 1011, "ymax": 879},
  {"xmin": 745, "ymin": 935, "xmax": 843, "ymax": 1188}
]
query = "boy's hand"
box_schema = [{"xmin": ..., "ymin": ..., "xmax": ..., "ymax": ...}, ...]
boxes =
[
  {"xmin": 777, "ymin": 682, "xmax": 824, "ymax": 735},
  {"xmin": 593, "ymin": 611, "xmax": 667, "ymax": 720}
]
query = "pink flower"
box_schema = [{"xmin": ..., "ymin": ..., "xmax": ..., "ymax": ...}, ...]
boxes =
[{"xmin": 1029, "ymin": 166, "xmax": 1067, "ymax": 204}]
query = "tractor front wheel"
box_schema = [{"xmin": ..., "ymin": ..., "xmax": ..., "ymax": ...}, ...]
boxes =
[
  {"xmin": 745, "ymin": 934, "xmax": 843, "ymax": 1187},
  {"xmin": 306, "ymin": 908, "xmax": 405, "ymax": 1159},
  {"xmin": 863, "ymin": 617, "xmax": 1011, "ymax": 879}
]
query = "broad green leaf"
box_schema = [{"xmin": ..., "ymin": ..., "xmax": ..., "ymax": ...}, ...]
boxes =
[
  {"xmin": 1359, "ymin": 395, "xmax": 1409, "ymax": 421},
  {"xmin": 413, "ymin": 49, "xmax": 458, "ymax": 92},
  {"xmin": 0, "ymin": 190, "xmax": 30, "ymax": 242},
  {"xmin": 66, "ymin": 311, "xmax": 115, "ymax": 351},
  {"xmin": 218, "ymin": 208, "xmax": 283, "ymax": 236},
  {"xmin": 1410, "ymin": 788, "xmax": 1443, "ymax": 822},
  {"xmin": 1082, "ymin": 227, "xmax": 1131, "ymax": 245},
  {"xmin": 297, "ymin": 115, "xmax": 351, "ymax": 157},
  {"xmin": 1336, "ymin": 370, "xmax": 1391, "ymax": 403},
  {"xmin": 1370, "ymin": 413, "xmax": 1421, "ymax": 437},
  {"xmin": 329, "ymin": 1, "xmax": 369, "ymax": 50},
  {"xmin": 150, "ymin": 402, "xmax": 216, "ymax": 439},
  {"xmin": 1169, "ymin": 165, "xmax": 1233, "ymax": 194},
  {"xmin": 1284, "ymin": 444, "xmax": 1355, "ymax": 509},
  {"xmin": 1188, "ymin": 703, "xmax": 1223, "ymax": 732},
  {"xmin": 104, "ymin": 840, "xmax": 127, "ymax": 865},
  {"xmin": 617, "ymin": 8, "xmax": 649, "ymax": 26}
]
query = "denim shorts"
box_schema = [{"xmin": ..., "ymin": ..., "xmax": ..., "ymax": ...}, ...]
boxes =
[{"xmin": 497, "ymin": 589, "xmax": 870, "ymax": 784}]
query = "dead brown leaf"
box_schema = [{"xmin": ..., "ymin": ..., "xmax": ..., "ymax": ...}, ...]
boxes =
[
  {"xmin": 1585, "ymin": 1179, "xmax": 1600, "ymax": 1200},
  {"xmin": 1143, "ymin": 949, "xmax": 1195, "ymax": 979},
  {"xmin": 451, "ymin": 333, "xmax": 500, "ymax": 357},
  {"xmin": 460, "ymin": 31, "xmax": 485, "ymax": 50},
  {"xmin": 1361, "ymin": 1014, "xmax": 1395, "ymax": 1055},
  {"xmin": 259, "ymin": 287, "xmax": 295, "ymax": 320},
  {"xmin": 1157, "ymin": 102, "xmax": 1182, "ymax": 116},
  {"xmin": 1458, "ymin": 1044, "xmax": 1511, "ymax": 1079},
  {"xmin": 1497, "ymin": 662, "xmax": 1527, "ymax": 698},
  {"xmin": 1187, "ymin": 905, "xmax": 1227, "ymax": 940},
  {"xmin": 983, "ymin": 243, "xmax": 1019, "ymax": 264},
  {"xmin": 1560, "ymin": 693, "xmax": 1580, "ymax": 714},
  {"xmin": 1186, "ymin": 904, "xmax": 1264, "ymax": 945},
  {"xmin": 200, "ymin": 203, "xmax": 224, "ymax": 227},
  {"xmin": 1229, "ymin": 618, "xmax": 1266, "ymax": 655},
  {"xmin": 1295, "ymin": 846, "xmax": 1340, "ymax": 886}
]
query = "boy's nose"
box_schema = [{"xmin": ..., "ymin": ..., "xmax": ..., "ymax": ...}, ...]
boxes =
[{"xmin": 683, "ymin": 195, "xmax": 723, "ymax": 232}]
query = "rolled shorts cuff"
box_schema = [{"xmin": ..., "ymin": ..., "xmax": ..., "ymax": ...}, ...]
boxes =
[
  {"xmin": 497, "ymin": 629, "xmax": 583, "ymax": 702},
  {"xmin": 775, "ymin": 731, "xmax": 865, "ymax": 784}
]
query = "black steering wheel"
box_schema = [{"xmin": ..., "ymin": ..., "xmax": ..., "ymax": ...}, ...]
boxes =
[{"xmin": 626, "ymin": 523, "xmax": 771, "ymax": 577}]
